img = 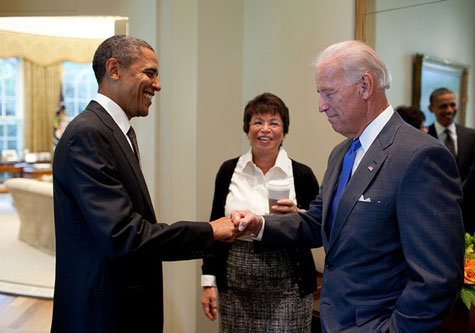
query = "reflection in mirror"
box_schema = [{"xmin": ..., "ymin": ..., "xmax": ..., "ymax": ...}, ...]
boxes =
[
  {"xmin": 356, "ymin": 0, "xmax": 475, "ymax": 127},
  {"xmin": 413, "ymin": 54, "xmax": 469, "ymax": 125}
]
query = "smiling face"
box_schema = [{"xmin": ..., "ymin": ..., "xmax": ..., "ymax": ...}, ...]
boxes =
[
  {"xmin": 429, "ymin": 92, "xmax": 457, "ymax": 127},
  {"xmin": 116, "ymin": 47, "xmax": 161, "ymax": 119},
  {"xmin": 248, "ymin": 112, "xmax": 285, "ymax": 158},
  {"xmin": 316, "ymin": 62, "xmax": 367, "ymax": 138}
]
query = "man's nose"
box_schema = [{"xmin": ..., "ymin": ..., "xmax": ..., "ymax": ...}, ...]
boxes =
[
  {"xmin": 153, "ymin": 78, "xmax": 161, "ymax": 92},
  {"xmin": 318, "ymin": 98, "xmax": 328, "ymax": 113}
]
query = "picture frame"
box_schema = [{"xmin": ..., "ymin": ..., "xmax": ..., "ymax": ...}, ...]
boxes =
[{"xmin": 412, "ymin": 53, "xmax": 469, "ymax": 125}]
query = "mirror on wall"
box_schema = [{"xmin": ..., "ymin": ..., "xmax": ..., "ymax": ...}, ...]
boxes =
[
  {"xmin": 355, "ymin": 0, "xmax": 475, "ymax": 128},
  {"xmin": 413, "ymin": 54, "xmax": 469, "ymax": 125}
]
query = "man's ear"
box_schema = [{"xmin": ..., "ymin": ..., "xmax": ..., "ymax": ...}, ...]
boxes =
[
  {"xmin": 428, "ymin": 104, "xmax": 434, "ymax": 114},
  {"xmin": 360, "ymin": 72, "xmax": 373, "ymax": 100},
  {"xmin": 105, "ymin": 58, "xmax": 120, "ymax": 81}
]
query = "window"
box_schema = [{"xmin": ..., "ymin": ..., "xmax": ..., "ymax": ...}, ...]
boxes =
[
  {"xmin": 0, "ymin": 58, "xmax": 97, "ymax": 157},
  {"xmin": 0, "ymin": 57, "xmax": 23, "ymax": 153},
  {"xmin": 62, "ymin": 61, "xmax": 98, "ymax": 118}
]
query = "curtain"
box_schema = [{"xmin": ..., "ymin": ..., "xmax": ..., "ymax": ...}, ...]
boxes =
[
  {"xmin": 0, "ymin": 30, "xmax": 102, "ymax": 66},
  {"xmin": 0, "ymin": 30, "xmax": 102, "ymax": 154},
  {"xmin": 23, "ymin": 59, "xmax": 61, "ymax": 154}
]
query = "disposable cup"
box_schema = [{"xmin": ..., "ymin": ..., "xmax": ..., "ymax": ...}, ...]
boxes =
[{"xmin": 267, "ymin": 179, "xmax": 290, "ymax": 214}]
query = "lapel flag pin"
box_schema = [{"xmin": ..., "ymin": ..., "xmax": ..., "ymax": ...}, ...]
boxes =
[{"xmin": 368, "ymin": 165, "xmax": 374, "ymax": 172}]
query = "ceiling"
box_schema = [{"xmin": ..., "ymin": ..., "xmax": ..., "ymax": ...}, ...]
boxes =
[{"xmin": 0, "ymin": 16, "xmax": 125, "ymax": 39}]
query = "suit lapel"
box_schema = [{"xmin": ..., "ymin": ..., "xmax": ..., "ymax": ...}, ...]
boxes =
[
  {"xmin": 428, "ymin": 124, "xmax": 437, "ymax": 138},
  {"xmin": 87, "ymin": 101, "xmax": 155, "ymax": 214},
  {"xmin": 326, "ymin": 113, "xmax": 400, "ymax": 252},
  {"xmin": 455, "ymin": 124, "xmax": 468, "ymax": 168},
  {"xmin": 321, "ymin": 141, "xmax": 350, "ymax": 246}
]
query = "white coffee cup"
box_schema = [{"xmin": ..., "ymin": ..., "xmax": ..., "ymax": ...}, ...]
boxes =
[{"xmin": 267, "ymin": 179, "xmax": 290, "ymax": 214}]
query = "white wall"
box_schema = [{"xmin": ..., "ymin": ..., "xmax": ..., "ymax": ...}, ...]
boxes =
[
  {"xmin": 368, "ymin": 0, "xmax": 475, "ymax": 127},
  {"xmin": 243, "ymin": 0, "xmax": 354, "ymax": 181}
]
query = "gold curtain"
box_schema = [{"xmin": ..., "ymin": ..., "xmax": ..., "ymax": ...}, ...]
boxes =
[
  {"xmin": 0, "ymin": 30, "xmax": 102, "ymax": 66},
  {"xmin": 23, "ymin": 59, "xmax": 61, "ymax": 154},
  {"xmin": 0, "ymin": 30, "xmax": 102, "ymax": 154}
]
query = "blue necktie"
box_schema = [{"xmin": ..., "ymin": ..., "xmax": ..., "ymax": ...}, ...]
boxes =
[{"xmin": 328, "ymin": 138, "xmax": 361, "ymax": 231}]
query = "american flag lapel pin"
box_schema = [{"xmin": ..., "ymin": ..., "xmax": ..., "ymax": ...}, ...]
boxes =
[{"xmin": 368, "ymin": 165, "xmax": 374, "ymax": 172}]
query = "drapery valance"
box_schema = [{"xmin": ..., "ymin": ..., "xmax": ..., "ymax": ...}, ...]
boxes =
[{"xmin": 0, "ymin": 30, "xmax": 103, "ymax": 66}]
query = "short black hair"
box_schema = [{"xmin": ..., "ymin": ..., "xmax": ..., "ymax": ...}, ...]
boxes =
[
  {"xmin": 395, "ymin": 105, "xmax": 425, "ymax": 129},
  {"xmin": 92, "ymin": 35, "xmax": 154, "ymax": 84},
  {"xmin": 429, "ymin": 87, "xmax": 454, "ymax": 105},
  {"xmin": 242, "ymin": 92, "xmax": 289, "ymax": 135}
]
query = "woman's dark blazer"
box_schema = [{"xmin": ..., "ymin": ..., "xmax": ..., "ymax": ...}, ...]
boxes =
[{"xmin": 202, "ymin": 156, "xmax": 320, "ymax": 296}]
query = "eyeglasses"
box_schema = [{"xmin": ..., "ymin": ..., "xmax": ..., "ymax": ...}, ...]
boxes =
[{"xmin": 249, "ymin": 121, "xmax": 284, "ymax": 129}]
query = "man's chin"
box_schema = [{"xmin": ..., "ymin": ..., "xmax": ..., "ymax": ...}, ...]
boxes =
[{"xmin": 138, "ymin": 110, "xmax": 150, "ymax": 118}]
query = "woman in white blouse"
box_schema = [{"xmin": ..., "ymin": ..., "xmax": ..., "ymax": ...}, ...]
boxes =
[{"xmin": 201, "ymin": 92, "xmax": 320, "ymax": 332}]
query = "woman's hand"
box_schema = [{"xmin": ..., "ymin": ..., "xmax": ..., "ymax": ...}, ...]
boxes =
[
  {"xmin": 201, "ymin": 287, "xmax": 218, "ymax": 320},
  {"xmin": 270, "ymin": 199, "xmax": 303, "ymax": 215}
]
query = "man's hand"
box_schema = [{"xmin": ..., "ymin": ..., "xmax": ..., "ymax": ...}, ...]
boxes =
[
  {"xmin": 270, "ymin": 199, "xmax": 301, "ymax": 215},
  {"xmin": 230, "ymin": 210, "xmax": 263, "ymax": 236},
  {"xmin": 201, "ymin": 287, "xmax": 217, "ymax": 321},
  {"xmin": 209, "ymin": 217, "xmax": 235, "ymax": 242}
]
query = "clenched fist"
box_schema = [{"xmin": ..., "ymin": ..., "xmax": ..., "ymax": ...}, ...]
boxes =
[{"xmin": 209, "ymin": 217, "xmax": 236, "ymax": 242}]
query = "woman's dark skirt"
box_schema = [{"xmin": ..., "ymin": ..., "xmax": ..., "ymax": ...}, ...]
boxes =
[{"xmin": 218, "ymin": 240, "xmax": 313, "ymax": 332}]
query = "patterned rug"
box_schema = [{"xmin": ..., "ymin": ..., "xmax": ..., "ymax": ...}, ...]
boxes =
[{"xmin": 0, "ymin": 194, "xmax": 54, "ymax": 299}]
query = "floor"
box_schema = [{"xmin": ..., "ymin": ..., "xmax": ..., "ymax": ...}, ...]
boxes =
[
  {"xmin": 0, "ymin": 292, "xmax": 52, "ymax": 332},
  {"xmin": 0, "ymin": 193, "xmax": 53, "ymax": 332}
]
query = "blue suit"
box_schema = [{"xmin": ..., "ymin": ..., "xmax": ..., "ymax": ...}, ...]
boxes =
[{"xmin": 258, "ymin": 113, "xmax": 464, "ymax": 332}]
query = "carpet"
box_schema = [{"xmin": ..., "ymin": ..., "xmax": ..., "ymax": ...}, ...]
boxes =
[{"xmin": 0, "ymin": 194, "xmax": 55, "ymax": 299}]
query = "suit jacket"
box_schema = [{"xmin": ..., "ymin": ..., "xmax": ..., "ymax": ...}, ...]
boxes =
[
  {"xmin": 462, "ymin": 159, "xmax": 475, "ymax": 234},
  {"xmin": 258, "ymin": 113, "xmax": 464, "ymax": 332},
  {"xmin": 51, "ymin": 101, "xmax": 214, "ymax": 333},
  {"xmin": 202, "ymin": 157, "xmax": 319, "ymax": 296},
  {"xmin": 428, "ymin": 123, "xmax": 475, "ymax": 182}
]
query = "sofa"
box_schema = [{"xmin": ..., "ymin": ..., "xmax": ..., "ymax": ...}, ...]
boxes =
[{"xmin": 5, "ymin": 177, "xmax": 55, "ymax": 255}]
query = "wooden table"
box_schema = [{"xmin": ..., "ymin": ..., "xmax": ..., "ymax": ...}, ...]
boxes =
[{"xmin": 20, "ymin": 163, "xmax": 52, "ymax": 179}]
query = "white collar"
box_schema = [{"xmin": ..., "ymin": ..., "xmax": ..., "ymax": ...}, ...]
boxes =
[
  {"xmin": 92, "ymin": 93, "xmax": 131, "ymax": 136},
  {"xmin": 434, "ymin": 120, "xmax": 456, "ymax": 137},
  {"xmin": 358, "ymin": 105, "xmax": 394, "ymax": 152},
  {"xmin": 239, "ymin": 147, "xmax": 292, "ymax": 176}
]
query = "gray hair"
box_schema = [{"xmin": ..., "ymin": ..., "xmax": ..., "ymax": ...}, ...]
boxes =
[
  {"xmin": 314, "ymin": 40, "xmax": 392, "ymax": 90},
  {"xmin": 93, "ymin": 35, "xmax": 154, "ymax": 84}
]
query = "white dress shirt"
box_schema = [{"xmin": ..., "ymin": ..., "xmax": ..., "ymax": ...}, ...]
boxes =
[
  {"xmin": 92, "ymin": 93, "xmax": 134, "ymax": 150},
  {"xmin": 434, "ymin": 120, "xmax": 458, "ymax": 155},
  {"xmin": 201, "ymin": 147, "xmax": 296, "ymax": 287},
  {"xmin": 353, "ymin": 105, "xmax": 394, "ymax": 175}
]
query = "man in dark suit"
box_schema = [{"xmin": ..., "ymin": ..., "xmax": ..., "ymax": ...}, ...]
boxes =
[
  {"xmin": 428, "ymin": 87, "xmax": 475, "ymax": 233},
  {"xmin": 51, "ymin": 35, "xmax": 235, "ymax": 333},
  {"xmin": 232, "ymin": 40, "xmax": 464, "ymax": 332},
  {"xmin": 428, "ymin": 87, "xmax": 475, "ymax": 182}
]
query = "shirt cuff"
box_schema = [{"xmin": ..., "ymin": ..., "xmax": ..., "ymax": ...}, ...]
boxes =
[
  {"xmin": 201, "ymin": 275, "xmax": 217, "ymax": 287},
  {"xmin": 252, "ymin": 215, "xmax": 265, "ymax": 241}
]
